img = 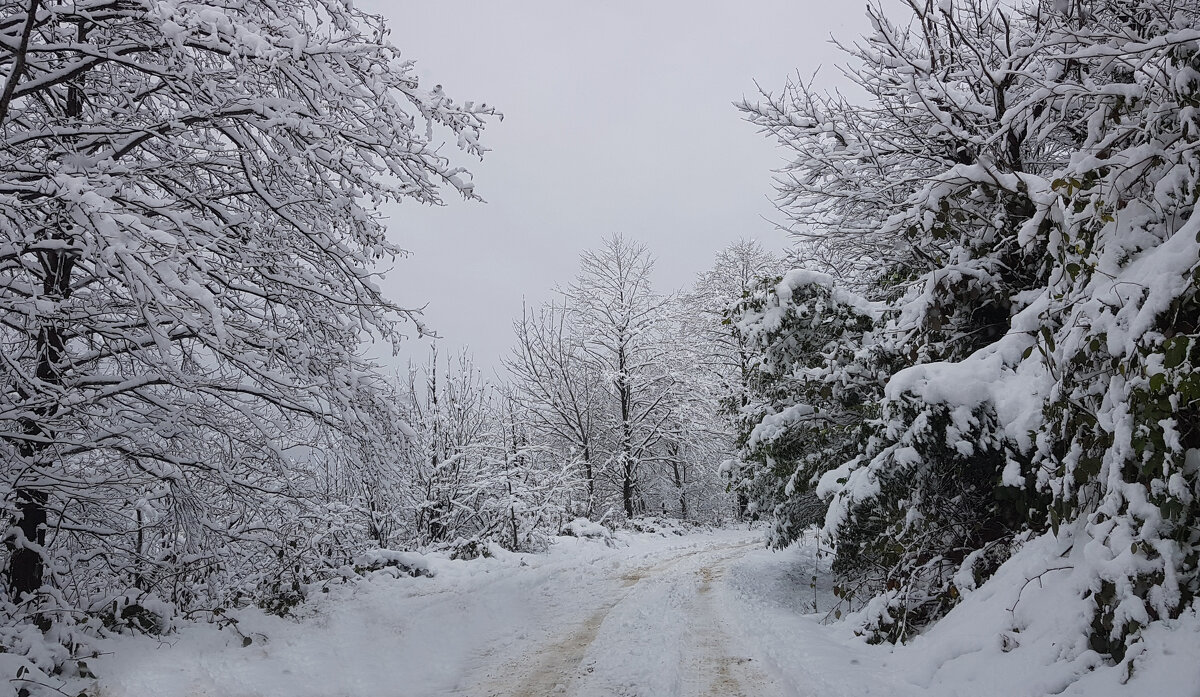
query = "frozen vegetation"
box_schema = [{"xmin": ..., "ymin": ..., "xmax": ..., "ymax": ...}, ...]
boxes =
[{"xmin": 1, "ymin": 0, "xmax": 1198, "ymax": 695}]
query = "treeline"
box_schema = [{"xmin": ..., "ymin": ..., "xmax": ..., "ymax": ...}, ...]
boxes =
[
  {"xmin": 730, "ymin": 0, "xmax": 1199, "ymax": 663},
  {"xmin": 388, "ymin": 234, "xmax": 787, "ymax": 550},
  {"xmin": 0, "ymin": 0, "xmax": 497, "ymax": 683}
]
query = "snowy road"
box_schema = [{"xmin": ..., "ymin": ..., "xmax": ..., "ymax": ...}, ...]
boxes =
[
  {"xmin": 462, "ymin": 538, "xmax": 778, "ymax": 697},
  {"xmin": 96, "ymin": 528, "xmax": 915, "ymax": 697}
]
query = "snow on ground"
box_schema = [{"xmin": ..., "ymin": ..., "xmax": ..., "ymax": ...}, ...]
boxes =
[{"xmin": 91, "ymin": 527, "xmax": 1198, "ymax": 697}]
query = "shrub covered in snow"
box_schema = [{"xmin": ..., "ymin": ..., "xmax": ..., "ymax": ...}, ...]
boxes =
[
  {"xmin": 559, "ymin": 517, "xmax": 613, "ymax": 540},
  {"xmin": 730, "ymin": 270, "xmax": 891, "ymax": 548},
  {"xmin": 740, "ymin": 0, "xmax": 1200, "ymax": 671}
]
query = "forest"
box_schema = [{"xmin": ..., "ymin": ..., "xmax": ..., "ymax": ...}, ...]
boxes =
[{"xmin": 0, "ymin": 0, "xmax": 1198, "ymax": 695}]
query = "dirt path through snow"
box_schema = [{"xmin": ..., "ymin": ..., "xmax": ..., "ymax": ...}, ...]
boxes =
[{"xmin": 465, "ymin": 539, "xmax": 779, "ymax": 697}]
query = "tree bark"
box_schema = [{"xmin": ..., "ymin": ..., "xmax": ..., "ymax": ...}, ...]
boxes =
[{"xmin": 7, "ymin": 15, "xmax": 88, "ymax": 600}]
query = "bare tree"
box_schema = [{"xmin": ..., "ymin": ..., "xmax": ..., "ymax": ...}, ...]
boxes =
[
  {"xmin": 563, "ymin": 235, "xmax": 674, "ymax": 518},
  {"xmin": 505, "ymin": 302, "xmax": 602, "ymax": 513}
]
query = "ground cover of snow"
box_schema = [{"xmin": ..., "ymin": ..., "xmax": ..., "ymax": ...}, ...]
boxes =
[{"xmin": 89, "ymin": 527, "xmax": 1198, "ymax": 697}]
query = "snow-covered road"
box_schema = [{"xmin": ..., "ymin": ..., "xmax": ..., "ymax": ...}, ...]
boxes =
[
  {"xmin": 462, "ymin": 537, "xmax": 777, "ymax": 697},
  {"xmin": 96, "ymin": 527, "xmax": 914, "ymax": 697}
]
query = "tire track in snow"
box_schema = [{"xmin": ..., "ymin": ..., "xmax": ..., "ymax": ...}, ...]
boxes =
[
  {"xmin": 470, "ymin": 539, "xmax": 772, "ymax": 697},
  {"xmin": 682, "ymin": 553, "xmax": 775, "ymax": 697}
]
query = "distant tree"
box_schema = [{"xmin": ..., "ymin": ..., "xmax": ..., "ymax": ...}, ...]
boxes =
[
  {"xmin": 505, "ymin": 301, "xmax": 603, "ymax": 513},
  {"xmin": 494, "ymin": 389, "xmax": 581, "ymax": 551},
  {"xmin": 650, "ymin": 298, "xmax": 739, "ymax": 522},
  {"xmin": 396, "ymin": 349, "xmax": 577, "ymax": 553},
  {"xmin": 563, "ymin": 235, "xmax": 675, "ymax": 519},
  {"xmin": 686, "ymin": 240, "xmax": 784, "ymax": 518},
  {"xmin": 399, "ymin": 348, "xmax": 493, "ymax": 546}
]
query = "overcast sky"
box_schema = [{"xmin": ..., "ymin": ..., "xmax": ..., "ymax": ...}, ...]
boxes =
[{"xmin": 358, "ymin": 1, "xmax": 869, "ymax": 372}]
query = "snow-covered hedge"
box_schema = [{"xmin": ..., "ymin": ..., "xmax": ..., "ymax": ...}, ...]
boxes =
[{"xmin": 738, "ymin": 0, "xmax": 1200, "ymax": 670}]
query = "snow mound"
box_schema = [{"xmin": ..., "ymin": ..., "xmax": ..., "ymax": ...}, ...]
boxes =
[
  {"xmin": 559, "ymin": 517, "xmax": 613, "ymax": 539},
  {"xmin": 352, "ymin": 549, "xmax": 435, "ymax": 578}
]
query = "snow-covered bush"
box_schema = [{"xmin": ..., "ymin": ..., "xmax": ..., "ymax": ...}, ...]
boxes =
[
  {"xmin": 743, "ymin": 0, "xmax": 1200, "ymax": 664},
  {"xmin": 559, "ymin": 517, "xmax": 613, "ymax": 540},
  {"xmin": 731, "ymin": 270, "xmax": 889, "ymax": 548}
]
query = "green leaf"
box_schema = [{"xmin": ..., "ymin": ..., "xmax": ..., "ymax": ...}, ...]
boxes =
[
  {"xmin": 1149, "ymin": 373, "xmax": 1166, "ymax": 392},
  {"xmin": 1077, "ymin": 457, "xmax": 1101, "ymax": 480},
  {"xmin": 1164, "ymin": 337, "xmax": 1189, "ymax": 369},
  {"xmin": 1041, "ymin": 326, "xmax": 1056, "ymax": 352}
]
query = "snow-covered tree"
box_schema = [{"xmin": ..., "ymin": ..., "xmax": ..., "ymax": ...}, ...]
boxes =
[
  {"xmin": 744, "ymin": 0, "xmax": 1200, "ymax": 662},
  {"xmin": 649, "ymin": 299, "xmax": 740, "ymax": 523},
  {"xmin": 396, "ymin": 349, "xmax": 579, "ymax": 554},
  {"xmin": 0, "ymin": 0, "xmax": 494, "ymax": 672},
  {"xmin": 505, "ymin": 239, "xmax": 742, "ymax": 524},
  {"xmin": 494, "ymin": 390, "xmax": 582, "ymax": 551},
  {"xmin": 686, "ymin": 239, "xmax": 785, "ymax": 517},
  {"xmin": 563, "ymin": 234, "xmax": 676, "ymax": 519},
  {"xmin": 400, "ymin": 349, "xmax": 494, "ymax": 547},
  {"xmin": 731, "ymin": 270, "xmax": 888, "ymax": 548},
  {"xmin": 505, "ymin": 301, "xmax": 603, "ymax": 514}
]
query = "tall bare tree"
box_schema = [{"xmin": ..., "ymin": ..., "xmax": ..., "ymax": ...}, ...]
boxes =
[
  {"xmin": 505, "ymin": 301, "xmax": 602, "ymax": 513},
  {"xmin": 564, "ymin": 235, "xmax": 674, "ymax": 518}
]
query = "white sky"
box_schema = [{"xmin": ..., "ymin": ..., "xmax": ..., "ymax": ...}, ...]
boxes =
[{"xmin": 358, "ymin": 0, "xmax": 870, "ymax": 372}]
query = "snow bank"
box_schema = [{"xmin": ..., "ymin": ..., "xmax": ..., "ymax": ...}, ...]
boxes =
[
  {"xmin": 726, "ymin": 533, "xmax": 1200, "ymax": 697},
  {"xmin": 899, "ymin": 529, "xmax": 1200, "ymax": 696}
]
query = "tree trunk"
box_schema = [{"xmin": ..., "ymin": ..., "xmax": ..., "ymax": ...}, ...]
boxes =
[
  {"xmin": 582, "ymin": 440, "xmax": 594, "ymax": 516},
  {"xmin": 9, "ymin": 487, "xmax": 47, "ymax": 599},
  {"xmin": 7, "ymin": 17, "xmax": 87, "ymax": 600},
  {"xmin": 617, "ymin": 345, "xmax": 637, "ymax": 519},
  {"xmin": 670, "ymin": 446, "xmax": 687, "ymax": 520}
]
